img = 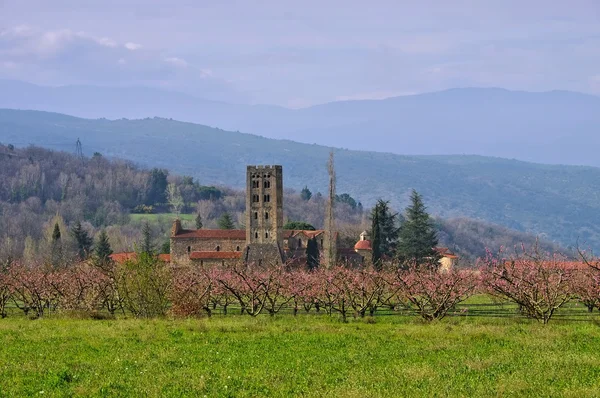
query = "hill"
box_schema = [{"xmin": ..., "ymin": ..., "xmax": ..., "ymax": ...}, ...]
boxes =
[
  {"xmin": 1, "ymin": 109, "xmax": 599, "ymax": 251},
  {"xmin": 1, "ymin": 80, "xmax": 600, "ymax": 166}
]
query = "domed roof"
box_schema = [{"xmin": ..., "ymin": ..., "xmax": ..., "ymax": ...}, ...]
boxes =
[{"xmin": 354, "ymin": 239, "xmax": 372, "ymax": 251}]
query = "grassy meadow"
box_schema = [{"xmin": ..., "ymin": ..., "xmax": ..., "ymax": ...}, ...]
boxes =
[
  {"xmin": 129, "ymin": 213, "xmax": 194, "ymax": 224},
  {"xmin": 1, "ymin": 304, "xmax": 600, "ymax": 397}
]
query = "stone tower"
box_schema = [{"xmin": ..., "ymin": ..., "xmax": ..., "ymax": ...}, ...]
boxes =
[{"xmin": 245, "ymin": 165, "xmax": 284, "ymax": 264}]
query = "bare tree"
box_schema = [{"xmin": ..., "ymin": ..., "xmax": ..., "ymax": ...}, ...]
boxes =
[{"xmin": 323, "ymin": 151, "xmax": 337, "ymax": 268}]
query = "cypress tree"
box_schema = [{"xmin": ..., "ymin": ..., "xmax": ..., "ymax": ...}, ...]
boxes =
[
  {"xmin": 71, "ymin": 221, "xmax": 93, "ymax": 260},
  {"xmin": 371, "ymin": 209, "xmax": 382, "ymax": 268},
  {"xmin": 305, "ymin": 237, "xmax": 320, "ymax": 271},
  {"xmin": 94, "ymin": 229, "xmax": 113, "ymax": 263},
  {"xmin": 51, "ymin": 222, "xmax": 62, "ymax": 266},
  {"xmin": 195, "ymin": 213, "xmax": 203, "ymax": 229},
  {"xmin": 397, "ymin": 190, "xmax": 440, "ymax": 267}
]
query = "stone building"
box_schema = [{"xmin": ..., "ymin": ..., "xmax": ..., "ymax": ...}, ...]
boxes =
[
  {"xmin": 170, "ymin": 165, "xmax": 339, "ymax": 266},
  {"xmin": 245, "ymin": 165, "xmax": 284, "ymax": 265}
]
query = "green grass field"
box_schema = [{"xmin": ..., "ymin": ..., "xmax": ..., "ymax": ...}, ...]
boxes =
[
  {"xmin": 1, "ymin": 308, "xmax": 600, "ymax": 397},
  {"xmin": 130, "ymin": 213, "xmax": 194, "ymax": 223}
]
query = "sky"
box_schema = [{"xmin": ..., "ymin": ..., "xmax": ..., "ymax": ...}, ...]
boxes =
[{"xmin": 1, "ymin": 0, "xmax": 600, "ymax": 107}]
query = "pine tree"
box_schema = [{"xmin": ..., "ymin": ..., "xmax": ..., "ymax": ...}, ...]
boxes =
[
  {"xmin": 71, "ymin": 221, "xmax": 93, "ymax": 260},
  {"xmin": 300, "ymin": 186, "xmax": 312, "ymax": 201},
  {"xmin": 195, "ymin": 213, "xmax": 203, "ymax": 229},
  {"xmin": 397, "ymin": 190, "xmax": 440, "ymax": 267},
  {"xmin": 51, "ymin": 222, "xmax": 62, "ymax": 266},
  {"xmin": 305, "ymin": 237, "xmax": 320, "ymax": 270},
  {"xmin": 140, "ymin": 221, "xmax": 154, "ymax": 255},
  {"xmin": 217, "ymin": 213, "xmax": 235, "ymax": 230},
  {"xmin": 94, "ymin": 229, "xmax": 113, "ymax": 263},
  {"xmin": 370, "ymin": 199, "xmax": 400, "ymax": 264}
]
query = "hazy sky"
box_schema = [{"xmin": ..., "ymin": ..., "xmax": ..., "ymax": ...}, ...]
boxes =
[{"xmin": 1, "ymin": 0, "xmax": 600, "ymax": 107}]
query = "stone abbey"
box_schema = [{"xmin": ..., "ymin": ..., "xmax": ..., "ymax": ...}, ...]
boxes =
[{"xmin": 169, "ymin": 165, "xmax": 362, "ymax": 267}]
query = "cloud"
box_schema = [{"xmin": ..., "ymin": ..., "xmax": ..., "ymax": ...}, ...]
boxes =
[
  {"xmin": 0, "ymin": 26, "xmax": 127, "ymax": 58},
  {"xmin": 97, "ymin": 37, "xmax": 118, "ymax": 48},
  {"xmin": 124, "ymin": 42, "xmax": 142, "ymax": 51},
  {"xmin": 164, "ymin": 57, "xmax": 188, "ymax": 68},
  {"xmin": 0, "ymin": 24, "xmax": 246, "ymax": 102}
]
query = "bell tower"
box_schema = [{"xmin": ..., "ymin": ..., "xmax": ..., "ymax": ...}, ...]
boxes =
[{"xmin": 245, "ymin": 165, "xmax": 284, "ymax": 264}]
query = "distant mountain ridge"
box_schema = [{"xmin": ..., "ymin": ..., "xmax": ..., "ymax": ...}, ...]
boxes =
[
  {"xmin": 1, "ymin": 80, "xmax": 600, "ymax": 166},
  {"xmin": 2, "ymin": 108, "xmax": 600, "ymax": 252}
]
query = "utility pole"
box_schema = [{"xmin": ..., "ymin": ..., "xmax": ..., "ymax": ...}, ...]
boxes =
[{"xmin": 75, "ymin": 138, "xmax": 84, "ymax": 160}]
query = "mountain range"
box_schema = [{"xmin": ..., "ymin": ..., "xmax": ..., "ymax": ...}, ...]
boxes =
[
  {"xmin": 1, "ymin": 80, "xmax": 600, "ymax": 167},
  {"xmin": 2, "ymin": 108, "xmax": 600, "ymax": 252}
]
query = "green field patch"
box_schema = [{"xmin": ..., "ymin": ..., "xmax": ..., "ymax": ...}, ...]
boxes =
[{"xmin": 130, "ymin": 213, "xmax": 194, "ymax": 223}]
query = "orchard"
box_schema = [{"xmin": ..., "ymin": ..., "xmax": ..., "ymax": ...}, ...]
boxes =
[{"xmin": 1, "ymin": 245, "xmax": 599, "ymax": 324}]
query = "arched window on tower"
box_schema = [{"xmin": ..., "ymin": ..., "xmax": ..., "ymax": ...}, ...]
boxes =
[
  {"xmin": 253, "ymin": 194, "xmax": 259, "ymax": 203},
  {"xmin": 264, "ymin": 194, "xmax": 270, "ymax": 203},
  {"xmin": 255, "ymin": 232, "xmax": 259, "ymax": 239},
  {"xmin": 265, "ymin": 212, "xmax": 269, "ymax": 220},
  {"xmin": 254, "ymin": 212, "xmax": 258, "ymax": 220},
  {"xmin": 264, "ymin": 180, "xmax": 271, "ymax": 189}
]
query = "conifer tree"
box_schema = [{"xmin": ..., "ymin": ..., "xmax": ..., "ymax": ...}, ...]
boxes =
[
  {"xmin": 71, "ymin": 221, "xmax": 93, "ymax": 260},
  {"xmin": 51, "ymin": 222, "xmax": 62, "ymax": 266},
  {"xmin": 217, "ymin": 212, "xmax": 235, "ymax": 230},
  {"xmin": 140, "ymin": 221, "xmax": 154, "ymax": 255},
  {"xmin": 300, "ymin": 186, "xmax": 312, "ymax": 201},
  {"xmin": 195, "ymin": 213, "xmax": 203, "ymax": 229},
  {"xmin": 94, "ymin": 229, "xmax": 113, "ymax": 263},
  {"xmin": 370, "ymin": 199, "xmax": 400, "ymax": 264},
  {"xmin": 52, "ymin": 222, "xmax": 61, "ymax": 241},
  {"xmin": 306, "ymin": 237, "xmax": 320, "ymax": 271},
  {"xmin": 397, "ymin": 190, "xmax": 440, "ymax": 266},
  {"xmin": 371, "ymin": 209, "xmax": 382, "ymax": 267}
]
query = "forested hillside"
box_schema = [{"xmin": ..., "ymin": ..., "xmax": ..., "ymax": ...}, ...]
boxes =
[
  {"xmin": 0, "ymin": 145, "xmax": 559, "ymax": 264},
  {"xmin": 1, "ymin": 109, "xmax": 599, "ymax": 251}
]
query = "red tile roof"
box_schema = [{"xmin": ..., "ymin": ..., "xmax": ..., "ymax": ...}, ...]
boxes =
[
  {"xmin": 110, "ymin": 252, "xmax": 136, "ymax": 263},
  {"xmin": 173, "ymin": 229, "xmax": 246, "ymax": 239},
  {"xmin": 189, "ymin": 251, "xmax": 243, "ymax": 260},
  {"xmin": 434, "ymin": 247, "xmax": 459, "ymax": 259},
  {"xmin": 354, "ymin": 240, "xmax": 372, "ymax": 250}
]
